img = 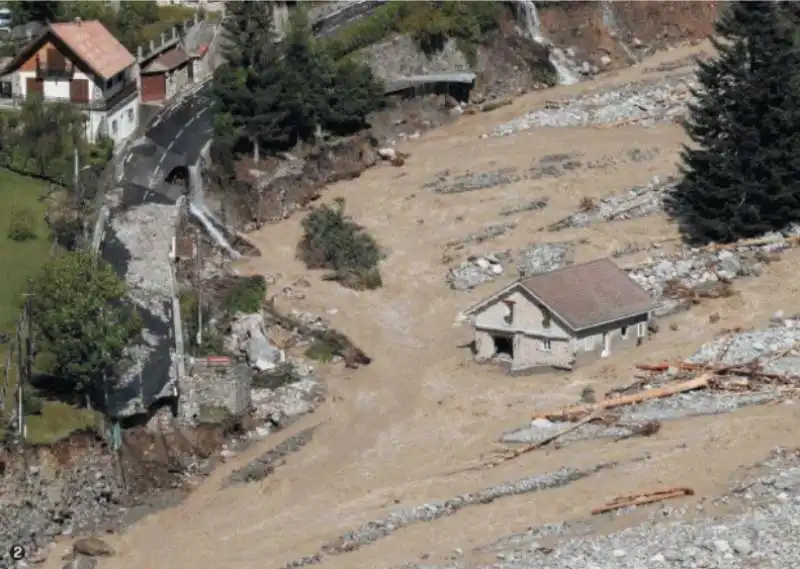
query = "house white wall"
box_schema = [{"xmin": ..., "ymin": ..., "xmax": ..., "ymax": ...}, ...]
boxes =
[{"xmin": 14, "ymin": 66, "xmax": 140, "ymax": 146}]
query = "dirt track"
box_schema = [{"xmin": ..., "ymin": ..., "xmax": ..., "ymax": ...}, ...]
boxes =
[{"xmin": 42, "ymin": 43, "xmax": 800, "ymax": 569}]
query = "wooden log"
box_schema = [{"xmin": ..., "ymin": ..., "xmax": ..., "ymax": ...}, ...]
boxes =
[
  {"xmin": 532, "ymin": 374, "xmax": 712, "ymax": 422},
  {"xmin": 591, "ymin": 487, "xmax": 694, "ymax": 515}
]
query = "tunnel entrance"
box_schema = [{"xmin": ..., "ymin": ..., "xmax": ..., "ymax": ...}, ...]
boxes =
[{"xmin": 165, "ymin": 165, "xmax": 189, "ymax": 186}]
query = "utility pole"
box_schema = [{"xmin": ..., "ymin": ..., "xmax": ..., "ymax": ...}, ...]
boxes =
[
  {"xmin": 15, "ymin": 314, "xmax": 24, "ymax": 438},
  {"xmin": 24, "ymin": 295, "xmax": 32, "ymax": 412},
  {"xmin": 195, "ymin": 233, "xmax": 203, "ymax": 347}
]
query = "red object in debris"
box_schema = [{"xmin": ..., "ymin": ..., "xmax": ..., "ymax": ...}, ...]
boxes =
[
  {"xmin": 206, "ymin": 356, "xmax": 231, "ymax": 366},
  {"xmin": 635, "ymin": 362, "xmax": 671, "ymax": 372},
  {"xmin": 197, "ymin": 43, "xmax": 208, "ymax": 56}
]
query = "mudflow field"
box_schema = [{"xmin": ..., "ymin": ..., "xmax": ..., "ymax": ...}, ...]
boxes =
[{"xmin": 48, "ymin": 42, "xmax": 800, "ymax": 569}]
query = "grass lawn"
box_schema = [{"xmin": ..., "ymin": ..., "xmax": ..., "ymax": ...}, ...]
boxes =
[{"xmin": 0, "ymin": 168, "xmax": 97, "ymax": 444}]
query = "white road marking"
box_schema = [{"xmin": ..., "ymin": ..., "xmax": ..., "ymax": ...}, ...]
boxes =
[{"xmin": 147, "ymin": 107, "xmax": 213, "ymax": 188}]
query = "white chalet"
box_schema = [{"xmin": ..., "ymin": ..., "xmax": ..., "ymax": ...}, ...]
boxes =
[{"xmin": 0, "ymin": 20, "xmax": 140, "ymax": 146}]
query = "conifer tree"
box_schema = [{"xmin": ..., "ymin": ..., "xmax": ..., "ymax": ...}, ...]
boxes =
[{"xmin": 666, "ymin": 2, "xmax": 800, "ymax": 243}]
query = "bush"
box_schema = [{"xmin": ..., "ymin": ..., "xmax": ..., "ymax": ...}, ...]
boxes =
[
  {"xmin": 252, "ymin": 362, "xmax": 302, "ymax": 390},
  {"xmin": 321, "ymin": 1, "xmax": 502, "ymax": 61},
  {"xmin": 298, "ymin": 198, "xmax": 383, "ymax": 289},
  {"xmin": 305, "ymin": 339, "xmax": 336, "ymax": 363},
  {"xmin": 223, "ymin": 276, "xmax": 267, "ymax": 314},
  {"xmin": 7, "ymin": 208, "xmax": 37, "ymax": 241}
]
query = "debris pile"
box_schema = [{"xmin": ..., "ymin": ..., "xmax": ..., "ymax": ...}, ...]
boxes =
[
  {"xmin": 490, "ymin": 73, "xmax": 696, "ymax": 136},
  {"xmin": 548, "ymin": 175, "xmax": 676, "ymax": 231},
  {"xmin": 497, "ymin": 321, "xmax": 800, "ymax": 457},
  {"xmin": 627, "ymin": 229, "xmax": 800, "ymax": 314},
  {"xmin": 516, "ymin": 242, "xmax": 574, "ymax": 277},
  {"xmin": 446, "ymin": 242, "xmax": 573, "ymax": 291}
]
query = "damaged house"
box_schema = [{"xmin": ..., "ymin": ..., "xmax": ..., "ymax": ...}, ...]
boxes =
[{"xmin": 464, "ymin": 258, "xmax": 657, "ymax": 373}]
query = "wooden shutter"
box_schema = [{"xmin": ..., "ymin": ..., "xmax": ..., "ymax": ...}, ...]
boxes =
[
  {"xmin": 47, "ymin": 47, "xmax": 67, "ymax": 71},
  {"xmin": 69, "ymin": 78, "xmax": 88, "ymax": 103},
  {"xmin": 26, "ymin": 77, "xmax": 43, "ymax": 98}
]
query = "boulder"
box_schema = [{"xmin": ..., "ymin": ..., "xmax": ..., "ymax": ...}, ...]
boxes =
[{"xmin": 72, "ymin": 537, "xmax": 114, "ymax": 557}]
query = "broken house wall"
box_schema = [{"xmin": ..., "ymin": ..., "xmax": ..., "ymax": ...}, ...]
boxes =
[
  {"xmin": 181, "ymin": 357, "xmax": 252, "ymax": 422},
  {"xmin": 472, "ymin": 289, "xmax": 573, "ymax": 370}
]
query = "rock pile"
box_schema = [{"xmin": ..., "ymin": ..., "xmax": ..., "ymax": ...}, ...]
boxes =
[
  {"xmin": 548, "ymin": 175, "xmax": 676, "ymax": 231},
  {"xmin": 225, "ymin": 312, "xmax": 284, "ymax": 372},
  {"xmin": 423, "ymin": 448, "xmax": 800, "ymax": 569},
  {"xmin": 490, "ymin": 72, "xmax": 697, "ymax": 136},
  {"xmin": 626, "ymin": 228, "xmax": 800, "ymax": 313},
  {"xmin": 0, "ymin": 445, "xmax": 122, "ymax": 563},
  {"xmin": 446, "ymin": 242, "xmax": 573, "ymax": 291}
]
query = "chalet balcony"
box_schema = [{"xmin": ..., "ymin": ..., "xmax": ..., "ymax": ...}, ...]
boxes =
[
  {"xmin": 73, "ymin": 80, "xmax": 138, "ymax": 112},
  {"xmin": 35, "ymin": 60, "xmax": 75, "ymax": 80}
]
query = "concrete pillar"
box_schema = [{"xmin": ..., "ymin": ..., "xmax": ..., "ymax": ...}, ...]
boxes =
[
  {"xmin": 160, "ymin": 32, "xmax": 166, "ymax": 46},
  {"xmin": 149, "ymin": 39, "xmax": 155, "ymax": 53}
]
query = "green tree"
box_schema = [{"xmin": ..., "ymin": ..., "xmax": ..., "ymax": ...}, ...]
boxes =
[
  {"xmin": 213, "ymin": 1, "xmax": 290, "ymax": 159},
  {"xmin": 665, "ymin": 2, "xmax": 800, "ymax": 244},
  {"xmin": 7, "ymin": 0, "xmax": 63, "ymax": 23},
  {"xmin": 28, "ymin": 251, "xmax": 142, "ymax": 406}
]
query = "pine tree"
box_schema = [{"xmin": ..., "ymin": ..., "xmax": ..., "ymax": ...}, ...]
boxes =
[
  {"xmin": 665, "ymin": 2, "xmax": 800, "ymax": 244},
  {"xmin": 213, "ymin": 1, "xmax": 290, "ymax": 159}
]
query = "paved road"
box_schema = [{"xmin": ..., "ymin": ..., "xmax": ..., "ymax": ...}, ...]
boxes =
[{"xmin": 123, "ymin": 82, "xmax": 214, "ymax": 191}]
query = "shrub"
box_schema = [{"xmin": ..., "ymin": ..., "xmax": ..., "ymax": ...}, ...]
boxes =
[
  {"xmin": 298, "ymin": 198, "xmax": 383, "ymax": 289},
  {"xmin": 305, "ymin": 339, "xmax": 336, "ymax": 363},
  {"xmin": 252, "ymin": 362, "xmax": 302, "ymax": 390},
  {"xmin": 7, "ymin": 207, "xmax": 37, "ymax": 241},
  {"xmin": 223, "ymin": 276, "xmax": 267, "ymax": 314}
]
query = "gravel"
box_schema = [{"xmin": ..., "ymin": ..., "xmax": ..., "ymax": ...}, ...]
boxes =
[
  {"xmin": 490, "ymin": 73, "xmax": 696, "ymax": 136},
  {"xmin": 225, "ymin": 426, "xmax": 317, "ymax": 487},
  {"xmin": 395, "ymin": 449, "xmax": 800, "ymax": 569},
  {"xmin": 280, "ymin": 461, "xmax": 626, "ymax": 569},
  {"xmin": 447, "ymin": 242, "xmax": 572, "ymax": 291},
  {"xmin": 0, "ymin": 445, "xmax": 123, "ymax": 564},
  {"xmin": 548, "ymin": 175, "xmax": 676, "ymax": 231}
]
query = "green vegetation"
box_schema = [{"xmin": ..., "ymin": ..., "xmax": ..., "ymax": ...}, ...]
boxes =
[
  {"xmin": 8, "ymin": 1, "xmax": 199, "ymax": 51},
  {"xmin": 304, "ymin": 338, "xmax": 335, "ymax": 363},
  {"xmin": 223, "ymin": 275, "xmax": 267, "ymax": 314},
  {"xmin": 28, "ymin": 250, "xmax": 142, "ymax": 404},
  {"xmin": 665, "ymin": 4, "xmax": 800, "ymax": 244},
  {"xmin": 24, "ymin": 401, "xmax": 99, "ymax": 445},
  {"xmin": 0, "ymin": 98, "xmax": 112, "ymax": 187},
  {"xmin": 196, "ymin": 404, "xmax": 232, "ymax": 425},
  {"xmin": 179, "ymin": 290, "xmax": 226, "ymax": 357},
  {"xmin": 321, "ymin": 1, "xmax": 502, "ymax": 63},
  {"xmin": 212, "ymin": 2, "xmax": 384, "ymax": 165},
  {"xmin": 298, "ymin": 198, "xmax": 383, "ymax": 290},
  {"xmin": 252, "ymin": 362, "xmax": 302, "ymax": 390},
  {"xmin": 0, "ymin": 168, "xmax": 51, "ymax": 335}
]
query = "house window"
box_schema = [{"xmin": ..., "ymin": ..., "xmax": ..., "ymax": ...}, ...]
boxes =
[
  {"xmin": 541, "ymin": 310, "xmax": 551, "ymax": 329},
  {"xmin": 106, "ymin": 78, "xmax": 113, "ymax": 89},
  {"xmin": 620, "ymin": 326, "xmax": 628, "ymax": 339},
  {"xmin": 111, "ymin": 120, "xmax": 118, "ymax": 135},
  {"xmin": 637, "ymin": 322, "xmax": 647, "ymax": 337},
  {"xmin": 540, "ymin": 339, "xmax": 552, "ymax": 352},
  {"xmin": 585, "ymin": 337, "xmax": 594, "ymax": 350},
  {"xmin": 127, "ymin": 108, "xmax": 134, "ymax": 123}
]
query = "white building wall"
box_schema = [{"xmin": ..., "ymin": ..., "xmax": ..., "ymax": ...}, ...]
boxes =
[
  {"xmin": 17, "ymin": 69, "xmax": 95, "ymax": 99},
  {"xmin": 104, "ymin": 94, "xmax": 140, "ymax": 147}
]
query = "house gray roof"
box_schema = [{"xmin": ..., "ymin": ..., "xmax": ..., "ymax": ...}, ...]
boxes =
[{"xmin": 466, "ymin": 258, "xmax": 656, "ymax": 332}]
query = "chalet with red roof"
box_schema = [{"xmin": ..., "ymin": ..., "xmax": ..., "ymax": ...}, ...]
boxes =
[{"xmin": 0, "ymin": 20, "xmax": 140, "ymax": 145}]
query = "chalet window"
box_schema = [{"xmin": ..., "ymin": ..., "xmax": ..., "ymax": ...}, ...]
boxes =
[
  {"xmin": 106, "ymin": 78, "xmax": 113, "ymax": 89},
  {"xmin": 69, "ymin": 78, "xmax": 89, "ymax": 103},
  {"xmin": 127, "ymin": 108, "xmax": 134, "ymax": 123},
  {"xmin": 540, "ymin": 339, "xmax": 552, "ymax": 352},
  {"xmin": 541, "ymin": 310, "xmax": 551, "ymax": 329},
  {"xmin": 111, "ymin": 120, "xmax": 118, "ymax": 135},
  {"xmin": 584, "ymin": 337, "xmax": 594, "ymax": 350},
  {"xmin": 502, "ymin": 300, "xmax": 515, "ymax": 325},
  {"xmin": 620, "ymin": 326, "xmax": 628, "ymax": 339}
]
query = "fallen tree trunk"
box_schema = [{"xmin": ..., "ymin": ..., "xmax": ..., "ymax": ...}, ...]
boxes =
[
  {"xmin": 635, "ymin": 361, "xmax": 798, "ymax": 382},
  {"xmin": 532, "ymin": 374, "xmax": 712, "ymax": 422},
  {"xmin": 591, "ymin": 487, "xmax": 694, "ymax": 515}
]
